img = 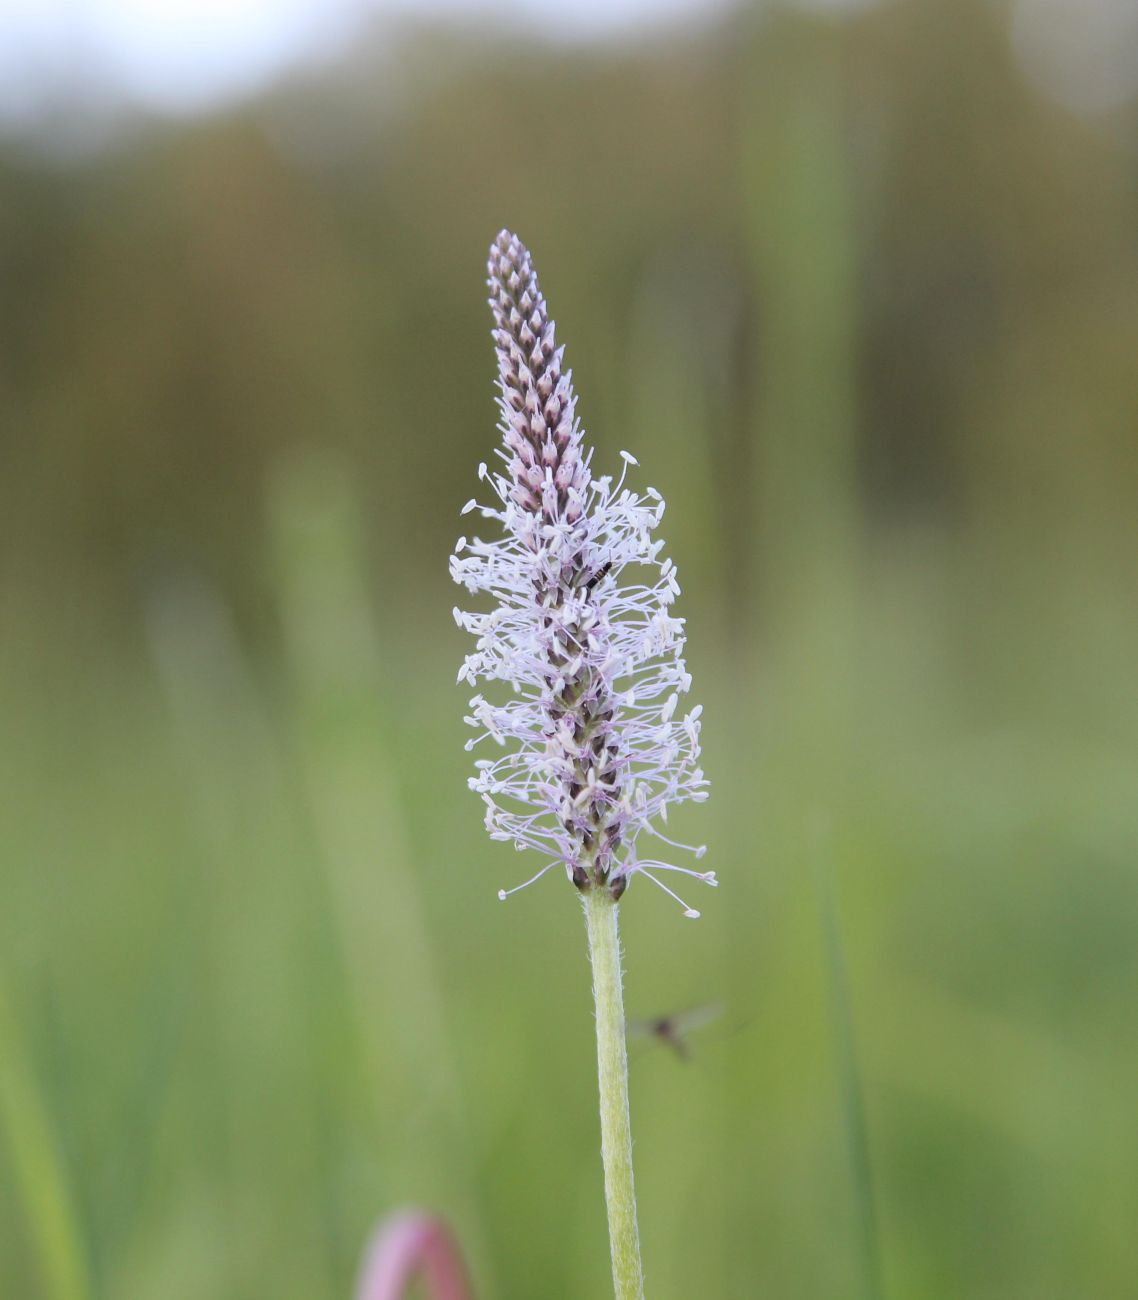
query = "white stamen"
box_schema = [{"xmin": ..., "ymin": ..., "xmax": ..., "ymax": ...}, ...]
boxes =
[
  {"xmin": 643, "ymin": 861, "xmax": 717, "ymax": 885},
  {"xmin": 497, "ymin": 859, "xmax": 560, "ymax": 901},
  {"xmin": 637, "ymin": 867, "xmax": 702, "ymax": 918}
]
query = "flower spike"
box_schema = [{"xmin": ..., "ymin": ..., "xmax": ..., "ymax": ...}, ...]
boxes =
[{"xmin": 452, "ymin": 231, "xmax": 711, "ymax": 914}]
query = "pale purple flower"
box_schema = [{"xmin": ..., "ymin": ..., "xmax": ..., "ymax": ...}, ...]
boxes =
[{"xmin": 451, "ymin": 231, "xmax": 712, "ymax": 917}]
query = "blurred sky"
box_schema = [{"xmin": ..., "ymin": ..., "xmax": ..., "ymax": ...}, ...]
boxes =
[
  {"xmin": 0, "ymin": 0, "xmax": 732, "ymax": 119},
  {"xmin": 2, "ymin": 0, "xmax": 1135, "ymax": 124}
]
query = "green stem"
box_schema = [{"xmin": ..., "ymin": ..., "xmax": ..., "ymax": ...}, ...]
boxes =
[{"xmin": 584, "ymin": 887, "xmax": 645, "ymax": 1300}]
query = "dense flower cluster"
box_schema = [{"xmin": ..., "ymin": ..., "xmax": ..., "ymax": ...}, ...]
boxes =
[{"xmin": 451, "ymin": 231, "xmax": 712, "ymax": 916}]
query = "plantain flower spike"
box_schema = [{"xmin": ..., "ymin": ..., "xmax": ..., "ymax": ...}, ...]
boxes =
[{"xmin": 451, "ymin": 231, "xmax": 712, "ymax": 917}]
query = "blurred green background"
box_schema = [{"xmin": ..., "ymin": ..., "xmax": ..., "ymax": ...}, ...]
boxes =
[{"xmin": 2, "ymin": 1, "xmax": 1137, "ymax": 1297}]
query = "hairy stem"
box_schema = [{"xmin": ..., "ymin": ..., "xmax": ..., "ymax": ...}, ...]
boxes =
[{"xmin": 584, "ymin": 888, "xmax": 645, "ymax": 1300}]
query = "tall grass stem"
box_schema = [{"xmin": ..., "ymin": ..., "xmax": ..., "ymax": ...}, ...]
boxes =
[
  {"xmin": 0, "ymin": 982, "xmax": 91, "ymax": 1300},
  {"xmin": 812, "ymin": 840, "xmax": 884, "ymax": 1300}
]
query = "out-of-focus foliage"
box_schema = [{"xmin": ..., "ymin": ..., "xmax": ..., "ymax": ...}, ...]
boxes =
[{"xmin": 1, "ymin": 2, "xmax": 1136, "ymax": 1298}]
